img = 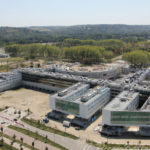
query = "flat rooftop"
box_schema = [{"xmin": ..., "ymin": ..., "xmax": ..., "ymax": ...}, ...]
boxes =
[
  {"xmin": 54, "ymin": 83, "xmax": 89, "ymax": 101},
  {"xmin": 104, "ymin": 91, "xmax": 139, "ymax": 111},
  {"xmin": 75, "ymin": 87, "xmax": 110, "ymax": 105}
]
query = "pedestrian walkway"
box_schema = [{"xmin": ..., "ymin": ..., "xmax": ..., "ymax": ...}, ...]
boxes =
[
  {"xmin": 4, "ymin": 128, "xmax": 59, "ymax": 150},
  {"xmin": 19, "ymin": 121, "xmax": 102, "ymax": 150},
  {"xmin": 3, "ymin": 136, "xmax": 30, "ymax": 150}
]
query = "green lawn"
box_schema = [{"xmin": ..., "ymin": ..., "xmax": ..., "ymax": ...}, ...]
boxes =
[
  {"xmin": 0, "ymin": 108, "xmax": 5, "ymax": 112},
  {"xmin": 22, "ymin": 118, "xmax": 79, "ymax": 140},
  {"xmin": 9, "ymin": 125, "xmax": 68, "ymax": 150},
  {"xmin": 0, "ymin": 142, "xmax": 18, "ymax": 150},
  {"xmin": 86, "ymin": 139, "xmax": 150, "ymax": 150},
  {"xmin": 0, "ymin": 132, "xmax": 38, "ymax": 150}
]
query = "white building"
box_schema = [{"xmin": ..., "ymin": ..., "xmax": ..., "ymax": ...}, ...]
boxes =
[
  {"xmin": 0, "ymin": 71, "xmax": 22, "ymax": 92},
  {"xmin": 102, "ymin": 91, "xmax": 139, "ymax": 126},
  {"xmin": 50, "ymin": 83, "xmax": 110, "ymax": 120},
  {"xmin": 139, "ymin": 97, "xmax": 150, "ymax": 136}
]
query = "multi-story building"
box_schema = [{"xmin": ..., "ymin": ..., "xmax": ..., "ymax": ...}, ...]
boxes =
[
  {"xmin": 102, "ymin": 91, "xmax": 139, "ymax": 126},
  {"xmin": 139, "ymin": 97, "xmax": 150, "ymax": 136},
  {"xmin": 0, "ymin": 71, "xmax": 22, "ymax": 92},
  {"xmin": 101, "ymin": 91, "xmax": 139, "ymax": 135},
  {"xmin": 50, "ymin": 83, "xmax": 110, "ymax": 120}
]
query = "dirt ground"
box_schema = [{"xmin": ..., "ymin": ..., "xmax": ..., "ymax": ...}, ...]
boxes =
[{"xmin": 0, "ymin": 88, "xmax": 50, "ymax": 119}]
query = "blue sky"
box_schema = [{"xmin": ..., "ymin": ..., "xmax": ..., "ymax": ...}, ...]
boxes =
[{"xmin": 0, "ymin": 0, "xmax": 150, "ymax": 27}]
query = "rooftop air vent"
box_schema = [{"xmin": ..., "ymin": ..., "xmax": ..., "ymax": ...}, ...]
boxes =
[{"xmin": 120, "ymin": 98, "xmax": 127, "ymax": 102}]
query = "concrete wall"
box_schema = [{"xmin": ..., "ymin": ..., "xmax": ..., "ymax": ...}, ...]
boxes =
[{"xmin": 102, "ymin": 109, "xmax": 111, "ymax": 125}]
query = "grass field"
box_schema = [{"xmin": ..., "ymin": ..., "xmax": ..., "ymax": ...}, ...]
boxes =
[
  {"xmin": 22, "ymin": 118, "xmax": 79, "ymax": 140},
  {"xmin": 9, "ymin": 125, "xmax": 68, "ymax": 150},
  {"xmin": 0, "ymin": 142, "xmax": 17, "ymax": 150},
  {"xmin": 0, "ymin": 132, "xmax": 38, "ymax": 150},
  {"xmin": 86, "ymin": 139, "xmax": 150, "ymax": 150}
]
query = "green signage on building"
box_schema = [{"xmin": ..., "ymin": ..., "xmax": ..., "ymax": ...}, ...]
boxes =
[
  {"xmin": 111, "ymin": 111, "xmax": 150, "ymax": 125},
  {"xmin": 56, "ymin": 99, "xmax": 79, "ymax": 115}
]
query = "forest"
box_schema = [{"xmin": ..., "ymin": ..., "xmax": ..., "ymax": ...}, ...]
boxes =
[
  {"xmin": 1, "ymin": 24, "xmax": 150, "ymax": 45},
  {"xmin": 5, "ymin": 38, "xmax": 150, "ymax": 66},
  {"xmin": 2, "ymin": 25, "xmax": 150, "ymax": 66}
]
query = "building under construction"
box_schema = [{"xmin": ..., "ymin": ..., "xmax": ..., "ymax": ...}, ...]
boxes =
[{"xmin": 1, "ymin": 66, "xmax": 150, "ymax": 134}]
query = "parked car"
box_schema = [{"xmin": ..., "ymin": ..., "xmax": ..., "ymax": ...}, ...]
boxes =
[{"xmin": 43, "ymin": 118, "xmax": 49, "ymax": 123}]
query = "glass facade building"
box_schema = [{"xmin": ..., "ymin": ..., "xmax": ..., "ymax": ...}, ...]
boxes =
[
  {"xmin": 111, "ymin": 111, "xmax": 150, "ymax": 125},
  {"xmin": 56, "ymin": 99, "xmax": 79, "ymax": 115}
]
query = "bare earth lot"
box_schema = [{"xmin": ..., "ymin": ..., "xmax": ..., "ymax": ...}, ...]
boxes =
[{"xmin": 0, "ymin": 88, "xmax": 50, "ymax": 119}]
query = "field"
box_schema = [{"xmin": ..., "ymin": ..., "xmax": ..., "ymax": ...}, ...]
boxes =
[{"xmin": 0, "ymin": 88, "xmax": 50, "ymax": 119}]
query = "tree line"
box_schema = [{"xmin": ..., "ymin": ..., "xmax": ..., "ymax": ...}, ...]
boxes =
[
  {"xmin": 62, "ymin": 38, "xmax": 131, "ymax": 55},
  {"xmin": 123, "ymin": 50, "xmax": 150, "ymax": 67},
  {"xmin": 5, "ymin": 43, "xmax": 116, "ymax": 64},
  {"xmin": 5, "ymin": 44, "xmax": 61, "ymax": 60},
  {"xmin": 5, "ymin": 39, "xmax": 150, "ymax": 66},
  {"xmin": 1, "ymin": 25, "xmax": 150, "ymax": 46}
]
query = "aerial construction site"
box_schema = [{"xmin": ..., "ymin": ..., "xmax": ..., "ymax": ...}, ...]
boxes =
[
  {"xmin": 0, "ymin": 58, "xmax": 150, "ymax": 150},
  {"xmin": 0, "ymin": 60, "xmax": 150, "ymax": 140}
]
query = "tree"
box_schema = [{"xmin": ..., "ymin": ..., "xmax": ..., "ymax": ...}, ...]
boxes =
[
  {"xmin": 32, "ymin": 141, "xmax": 34, "ymax": 149},
  {"xmin": 45, "ymin": 135, "xmax": 48, "ymax": 143},
  {"xmin": 20, "ymin": 143, "xmax": 23, "ymax": 150},
  {"xmin": 127, "ymin": 141, "xmax": 129, "ymax": 149},
  {"xmin": 14, "ymin": 110, "xmax": 17, "ymax": 114},
  {"xmin": 123, "ymin": 50, "xmax": 150, "ymax": 67},
  {"xmin": 0, "ymin": 127, "xmax": 3, "ymax": 133},
  {"xmin": 139, "ymin": 141, "xmax": 142, "ymax": 150},
  {"xmin": 45, "ymin": 146, "xmax": 48, "ymax": 150},
  {"xmin": 35, "ymin": 131, "xmax": 38, "ymax": 140},
  {"xmin": 27, "ymin": 108, "xmax": 30, "ymax": 115},
  {"xmin": 11, "ymin": 140, "xmax": 14, "ymax": 150},
  {"xmin": 20, "ymin": 137, "xmax": 23, "ymax": 144},
  {"xmin": 0, "ymin": 127, "xmax": 3, "ymax": 136},
  {"xmin": 0, "ymin": 138, "xmax": 4, "ymax": 146},
  {"xmin": 13, "ymin": 134, "xmax": 16, "ymax": 142},
  {"xmin": 63, "ymin": 45, "xmax": 104, "ymax": 64},
  {"xmin": 37, "ymin": 120, "xmax": 40, "ymax": 127},
  {"xmin": 18, "ymin": 110, "xmax": 21, "ymax": 115}
]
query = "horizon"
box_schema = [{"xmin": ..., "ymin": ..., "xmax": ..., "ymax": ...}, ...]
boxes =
[
  {"xmin": 0, "ymin": 0, "xmax": 150, "ymax": 27},
  {"xmin": 1, "ymin": 24, "xmax": 150, "ymax": 28}
]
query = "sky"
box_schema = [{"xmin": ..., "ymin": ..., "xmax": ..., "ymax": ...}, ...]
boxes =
[{"xmin": 0, "ymin": 0, "xmax": 150, "ymax": 27}]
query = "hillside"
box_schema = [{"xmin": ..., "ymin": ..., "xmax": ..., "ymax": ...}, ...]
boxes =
[
  {"xmin": 1, "ymin": 24, "xmax": 150, "ymax": 45},
  {"xmin": 29, "ymin": 24, "xmax": 150, "ymax": 35}
]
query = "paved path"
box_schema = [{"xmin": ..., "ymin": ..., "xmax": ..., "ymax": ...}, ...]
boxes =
[
  {"xmin": 4, "ymin": 128, "xmax": 59, "ymax": 150},
  {"xmin": 3, "ymin": 136, "xmax": 29, "ymax": 150},
  {"xmin": 18, "ymin": 121, "xmax": 102, "ymax": 150}
]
